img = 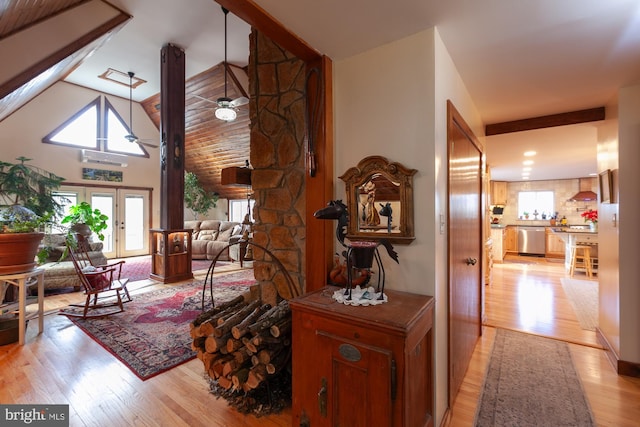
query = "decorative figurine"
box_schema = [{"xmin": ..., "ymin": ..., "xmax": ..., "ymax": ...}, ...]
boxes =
[{"xmin": 314, "ymin": 200, "xmax": 399, "ymax": 301}]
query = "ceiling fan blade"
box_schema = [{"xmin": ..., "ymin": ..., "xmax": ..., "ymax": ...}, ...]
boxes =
[{"xmin": 230, "ymin": 96, "xmax": 249, "ymax": 107}]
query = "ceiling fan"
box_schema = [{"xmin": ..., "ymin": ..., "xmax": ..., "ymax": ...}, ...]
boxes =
[
  {"xmin": 196, "ymin": 7, "xmax": 249, "ymax": 122},
  {"xmin": 123, "ymin": 71, "xmax": 158, "ymax": 148}
]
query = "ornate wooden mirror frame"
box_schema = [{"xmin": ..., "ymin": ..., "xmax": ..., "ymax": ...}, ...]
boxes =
[{"xmin": 340, "ymin": 156, "xmax": 417, "ymax": 245}]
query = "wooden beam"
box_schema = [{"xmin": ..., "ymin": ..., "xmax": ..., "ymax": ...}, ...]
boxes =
[
  {"xmin": 215, "ymin": 0, "xmax": 320, "ymax": 62},
  {"xmin": 485, "ymin": 107, "xmax": 605, "ymax": 136}
]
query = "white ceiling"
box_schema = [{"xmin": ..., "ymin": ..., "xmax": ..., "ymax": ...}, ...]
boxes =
[{"xmin": 63, "ymin": 0, "xmax": 640, "ymax": 181}]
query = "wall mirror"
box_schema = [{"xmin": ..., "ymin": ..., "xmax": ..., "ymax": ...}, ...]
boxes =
[{"xmin": 340, "ymin": 156, "xmax": 417, "ymax": 245}]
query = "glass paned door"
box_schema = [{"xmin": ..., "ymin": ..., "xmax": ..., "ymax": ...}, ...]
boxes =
[{"xmin": 116, "ymin": 189, "xmax": 149, "ymax": 257}]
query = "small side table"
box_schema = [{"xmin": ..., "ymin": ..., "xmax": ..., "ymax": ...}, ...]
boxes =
[{"xmin": 0, "ymin": 268, "xmax": 44, "ymax": 345}]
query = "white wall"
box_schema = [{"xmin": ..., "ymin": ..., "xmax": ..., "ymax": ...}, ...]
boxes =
[
  {"xmin": 0, "ymin": 81, "xmax": 161, "ymax": 228},
  {"xmin": 334, "ymin": 27, "xmax": 483, "ymax": 426}
]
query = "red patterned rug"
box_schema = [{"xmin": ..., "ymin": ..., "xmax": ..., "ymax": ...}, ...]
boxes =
[
  {"xmin": 119, "ymin": 255, "xmax": 225, "ymax": 282},
  {"xmin": 61, "ymin": 269, "xmax": 256, "ymax": 380}
]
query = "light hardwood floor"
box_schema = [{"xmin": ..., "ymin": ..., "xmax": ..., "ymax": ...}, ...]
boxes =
[
  {"xmin": 2, "ymin": 258, "xmax": 639, "ymax": 426},
  {"xmin": 447, "ymin": 256, "xmax": 640, "ymax": 427}
]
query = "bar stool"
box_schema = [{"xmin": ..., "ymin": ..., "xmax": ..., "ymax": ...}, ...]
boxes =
[{"xmin": 570, "ymin": 244, "xmax": 592, "ymax": 278}]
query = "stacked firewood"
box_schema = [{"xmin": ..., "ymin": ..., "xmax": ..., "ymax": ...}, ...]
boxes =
[{"xmin": 190, "ymin": 295, "xmax": 291, "ymax": 394}]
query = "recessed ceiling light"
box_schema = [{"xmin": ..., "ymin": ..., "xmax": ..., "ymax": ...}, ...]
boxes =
[
  {"xmin": 522, "ymin": 176, "xmax": 530, "ymax": 180},
  {"xmin": 523, "ymin": 160, "xmax": 534, "ymax": 166},
  {"xmin": 524, "ymin": 151, "xmax": 537, "ymax": 157},
  {"xmin": 522, "ymin": 167, "xmax": 532, "ymax": 172}
]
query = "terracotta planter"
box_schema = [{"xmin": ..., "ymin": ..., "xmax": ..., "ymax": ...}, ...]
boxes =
[{"xmin": 0, "ymin": 232, "xmax": 44, "ymax": 274}]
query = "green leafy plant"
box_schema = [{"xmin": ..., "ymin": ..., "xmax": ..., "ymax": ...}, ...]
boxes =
[
  {"xmin": 184, "ymin": 171, "xmax": 219, "ymax": 219},
  {"xmin": 61, "ymin": 202, "xmax": 109, "ymax": 241},
  {"xmin": 0, "ymin": 157, "xmax": 65, "ymax": 233}
]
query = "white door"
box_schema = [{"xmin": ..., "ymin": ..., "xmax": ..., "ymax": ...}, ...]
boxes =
[{"xmin": 116, "ymin": 189, "xmax": 149, "ymax": 257}]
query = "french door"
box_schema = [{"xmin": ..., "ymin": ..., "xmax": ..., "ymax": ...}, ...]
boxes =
[{"xmin": 55, "ymin": 186, "xmax": 150, "ymax": 258}]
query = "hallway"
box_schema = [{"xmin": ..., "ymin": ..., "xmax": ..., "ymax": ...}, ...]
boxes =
[{"xmin": 446, "ymin": 257, "xmax": 640, "ymax": 426}]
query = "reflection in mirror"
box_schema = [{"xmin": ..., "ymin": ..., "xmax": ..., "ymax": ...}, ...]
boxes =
[
  {"xmin": 357, "ymin": 174, "xmax": 401, "ymax": 233},
  {"xmin": 340, "ymin": 156, "xmax": 417, "ymax": 245}
]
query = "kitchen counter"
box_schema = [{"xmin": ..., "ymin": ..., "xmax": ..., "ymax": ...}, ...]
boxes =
[{"xmin": 550, "ymin": 227, "xmax": 598, "ymax": 272}]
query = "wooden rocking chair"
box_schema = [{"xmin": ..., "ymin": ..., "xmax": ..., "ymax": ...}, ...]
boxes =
[{"xmin": 66, "ymin": 241, "xmax": 131, "ymax": 318}]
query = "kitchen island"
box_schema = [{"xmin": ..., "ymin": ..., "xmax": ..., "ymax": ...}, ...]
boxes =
[{"xmin": 550, "ymin": 227, "xmax": 598, "ymax": 272}]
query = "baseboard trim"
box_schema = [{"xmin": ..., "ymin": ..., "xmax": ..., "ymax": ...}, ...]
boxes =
[{"xmin": 596, "ymin": 327, "xmax": 640, "ymax": 378}]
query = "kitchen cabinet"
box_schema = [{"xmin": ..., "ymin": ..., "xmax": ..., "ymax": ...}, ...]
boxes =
[
  {"xmin": 490, "ymin": 228, "xmax": 506, "ymax": 262},
  {"xmin": 291, "ymin": 287, "xmax": 435, "ymax": 427},
  {"xmin": 505, "ymin": 226, "xmax": 518, "ymax": 253},
  {"xmin": 545, "ymin": 228, "xmax": 565, "ymax": 258},
  {"xmin": 490, "ymin": 181, "xmax": 508, "ymax": 206}
]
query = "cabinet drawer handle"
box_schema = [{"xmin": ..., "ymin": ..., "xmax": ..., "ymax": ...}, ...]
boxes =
[{"xmin": 318, "ymin": 377, "xmax": 327, "ymax": 417}]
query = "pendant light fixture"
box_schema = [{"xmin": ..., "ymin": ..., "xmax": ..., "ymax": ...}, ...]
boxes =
[
  {"xmin": 215, "ymin": 7, "xmax": 237, "ymax": 122},
  {"xmin": 125, "ymin": 71, "xmax": 139, "ymax": 142}
]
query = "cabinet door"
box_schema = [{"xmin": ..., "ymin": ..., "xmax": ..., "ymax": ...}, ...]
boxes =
[
  {"xmin": 491, "ymin": 181, "xmax": 508, "ymax": 205},
  {"xmin": 505, "ymin": 227, "xmax": 518, "ymax": 252},
  {"xmin": 545, "ymin": 229, "xmax": 565, "ymax": 257},
  {"xmin": 319, "ymin": 332, "xmax": 394, "ymax": 427}
]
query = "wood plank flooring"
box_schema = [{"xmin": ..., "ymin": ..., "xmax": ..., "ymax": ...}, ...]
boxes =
[
  {"xmin": 2, "ymin": 257, "xmax": 639, "ymax": 426},
  {"xmin": 447, "ymin": 255, "xmax": 640, "ymax": 427}
]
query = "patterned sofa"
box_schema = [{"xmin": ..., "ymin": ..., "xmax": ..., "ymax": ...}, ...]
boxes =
[
  {"xmin": 39, "ymin": 234, "xmax": 107, "ymax": 291},
  {"xmin": 185, "ymin": 220, "xmax": 243, "ymax": 262}
]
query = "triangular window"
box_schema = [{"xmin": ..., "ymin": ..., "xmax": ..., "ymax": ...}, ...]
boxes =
[
  {"xmin": 103, "ymin": 98, "xmax": 147, "ymax": 157},
  {"xmin": 42, "ymin": 96, "xmax": 149, "ymax": 158},
  {"xmin": 42, "ymin": 97, "xmax": 100, "ymax": 149}
]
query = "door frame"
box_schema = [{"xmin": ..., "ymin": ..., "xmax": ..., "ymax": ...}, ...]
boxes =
[{"xmin": 446, "ymin": 100, "xmax": 485, "ymax": 406}]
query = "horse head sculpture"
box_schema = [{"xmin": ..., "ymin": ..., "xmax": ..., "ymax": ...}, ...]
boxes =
[
  {"xmin": 314, "ymin": 199, "xmax": 399, "ymax": 300},
  {"xmin": 379, "ymin": 202, "xmax": 393, "ymax": 233}
]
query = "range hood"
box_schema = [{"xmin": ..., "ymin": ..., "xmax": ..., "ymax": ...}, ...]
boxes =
[{"xmin": 569, "ymin": 178, "xmax": 598, "ymax": 202}]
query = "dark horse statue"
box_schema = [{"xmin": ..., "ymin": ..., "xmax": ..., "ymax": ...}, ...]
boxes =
[
  {"xmin": 379, "ymin": 202, "xmax": 393, "ymax": 233},
  {"xmin": 314, "ymin": 200, "xmax": 399, "ymax": 300}
]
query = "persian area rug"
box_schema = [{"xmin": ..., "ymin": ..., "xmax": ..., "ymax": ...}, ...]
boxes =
[
  {"xmin": 475, "ymin": 329, "xmax": 595, "ymax": 427},
  {"xmin": 560, "ymin": 278, "xmax": 598, "ymax": 331},
  {"xmin": 118, "ymin": 255, "xmax": 229, "ymax": 282},
  {"xmin": 61, "ymin": 269, "xmax": 256, "ymax": 380}
]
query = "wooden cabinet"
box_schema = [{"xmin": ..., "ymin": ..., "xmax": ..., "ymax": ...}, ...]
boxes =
[
  {"xmin": 490, "ymin": 181, "xmax": 508, "ymax": 206},
  {"xmin": 291, "ymin": 287, "xmax": 435, "ymax": 427},
  {"xmin": 545, "ymin": 228, "xmax": 565, "ymax": 258},
  {"xmin": 505, "ymin": 226, "xmax": 518, "ymax": 253},
  {"xmin": 150, "ymin": 228, "xmax": 193, "ymax": 283},
  {"xmin": 490, "ymin": 228, "xmax": 507, "ymax": 262}
]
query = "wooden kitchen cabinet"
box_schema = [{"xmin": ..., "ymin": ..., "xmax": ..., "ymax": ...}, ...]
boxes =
[
  {"xmin": 505, "ymin": 226, "xmax": 518, "ymax": 253},
  {"xmin": 491, "ymin": 227, "xmax": 506, "ymax": 262},
  {"xmin": 291, "ymin": 287, "xmax": 435, "ymax": 427},
  {"xmin": 490, "ymin": 181, "xmax": 508, "ymax": 205},
  {"xmin": 545, "ymin": 228, "xmax": 565, "ymax": 258}
]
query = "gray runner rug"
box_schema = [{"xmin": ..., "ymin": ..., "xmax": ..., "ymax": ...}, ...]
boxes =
[{"xmin": 475, "ymin": 328, "xmax": 596, "ymax": 426}]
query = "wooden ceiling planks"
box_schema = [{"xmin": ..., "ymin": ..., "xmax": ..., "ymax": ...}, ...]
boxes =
[
  {"xmin": 141, "ymin": 62, "xmax": 251, "ymax": 201},
  {"xmin": 0, "ymin": 0, "xmax": 87, "ymax": 38}
]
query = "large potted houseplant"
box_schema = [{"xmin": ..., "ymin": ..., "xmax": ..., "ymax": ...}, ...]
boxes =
[
  {"xmin": 0, "ymin": 157, "xmax": 65, "ymax": 274},
  {"xmin": 184, "ymin": 171, "xmax": 219, "ymax": 219},
  {"xmin": 61, "ymin": 201, "xmax": 109, "ymax": 242}
]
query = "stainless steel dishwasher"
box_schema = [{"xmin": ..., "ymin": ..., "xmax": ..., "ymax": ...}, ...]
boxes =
[{"xmin": 517, "ymin": 226, "xmax": 546, "ymax": 256}]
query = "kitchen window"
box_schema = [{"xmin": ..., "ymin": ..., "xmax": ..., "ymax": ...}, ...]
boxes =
[{"xmin": 518, "ymin": 191, "xmax": 554, "ymax": 219}]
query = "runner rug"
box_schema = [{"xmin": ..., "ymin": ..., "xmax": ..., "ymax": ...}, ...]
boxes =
[
  {"xmin": 560, "ymin": 278, "xmax": 598, "ymax": 331},
  {"xmin": 61, "ymin": 269, "xmax": 256, "ymax": 380},
  {"xmin": 475, "ymin": 328, "xmax": 596, "ymax": 426}
]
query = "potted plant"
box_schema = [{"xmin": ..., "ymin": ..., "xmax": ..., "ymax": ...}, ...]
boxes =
[
  {"xmin": 61, "ymin": 202, "xmax": 109, "ymax": 241},
  {"xmin": 184, "ymin": 171, "xmax": 219, "ymax": 219},
  {"xmin": 0, "ymin": 157, "xmax": 65, "ymax": 274}
]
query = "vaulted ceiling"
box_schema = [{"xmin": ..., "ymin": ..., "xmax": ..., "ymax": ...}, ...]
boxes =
[{"xmin": 140, "ymin": 63, "xmax": 251, "ymax": 201}]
